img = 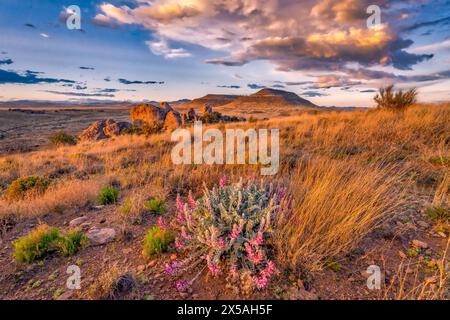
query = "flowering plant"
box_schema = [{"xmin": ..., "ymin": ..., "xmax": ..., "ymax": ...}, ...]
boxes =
[{"xmin": 163, "ymin": 176, "xmax": 292, "ymax": 294}]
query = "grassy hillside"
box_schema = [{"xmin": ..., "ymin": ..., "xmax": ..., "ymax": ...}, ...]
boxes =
[{"xmin": 0, "ymin": 104, "xmax": 448, "ymax": 300}]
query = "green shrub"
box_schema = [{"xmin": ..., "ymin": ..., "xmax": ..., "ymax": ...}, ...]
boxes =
[
  {"xmin": 145, "ymin": 198, "xmax": 166, "ymax": 215},
  {"xmin": 13, "ymin": 225, "xmax": 60, "ymax": 263},
  {"xmin": 5, "ymin": 176, "xmax": 50, "ymax": 201},
  {"xmin": 142, "ymin": 226, "xmax": 174, "ymax": 258},
  {"xmin": 426, "ymin": 207, "xmax": 449, "ymax": 223},
  {"xmin": 56, "ymin": 230, "xmax": 88, "ymax": 256},
  {"xmin": 48, "ymin": 131, "xmax": 77, "ymax": 146},
  {"xmin": 98, "ymin": 186, "xmax": 119, "ymax": 205}
]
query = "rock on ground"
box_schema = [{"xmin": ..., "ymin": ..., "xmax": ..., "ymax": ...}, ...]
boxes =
[
  {"xmin": 131, "ymin": 104, "xmax": 165, "ymax": 124},
  {"xmin": 86, "ymin": 228, "xmax": 116, "ymax": 245},
  {"xmin": 79, "ymin": 119, "xmax": 131, "ymax": 141}
]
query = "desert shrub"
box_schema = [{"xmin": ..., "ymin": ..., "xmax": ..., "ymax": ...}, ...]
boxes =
[
  {"xmin": 142, "ymin": 226, "xmax": 175, "ymax": 258},
  {"xmin": 202, "ymin": 112, "xmax": 223, "ymax": 124},
  {"xmin": 56, "ymin": 230, "xmax": 88, "ymax": 256},
  {"xmin": 374, "ymin": 85, "xmax": 417, "ymax": 111},
  {"xmin": 119, "ymin": 194, "xmax": 146, "ymax": 224},
  {"xmin": 5, "ymin": 176, "xmax": 50, "ymax": 201},
  {"xmin": 98, "ymin": 186, "xmax": 119, "ymax": 205},
  {"xmin": 145, "ymin": 198, "xmax": 166, "ymax": 215},
  {"xmin": 87, "ymin": 266, "xmax": 136, "ymax": 300},
  {"xmin": 13, "ymin": 224, "xmax": 60, "ymax": 263},
  {"xmin": 166, "ymin": 178, "xmax": 291, "ymax": 294},
  {"xmin": 48, "ymin": 131, "xmax": 77, "ymax": 146}
]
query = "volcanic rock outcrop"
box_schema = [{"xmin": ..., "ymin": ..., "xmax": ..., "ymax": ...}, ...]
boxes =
[{"xmin": 79, "ymin": 119, "xmax": 131, "ymax": 141}]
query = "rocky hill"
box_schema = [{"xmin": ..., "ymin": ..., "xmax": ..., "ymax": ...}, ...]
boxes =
[{"xmin": 222, "ymin": 88, "xmax": 318, "ymax": 109}]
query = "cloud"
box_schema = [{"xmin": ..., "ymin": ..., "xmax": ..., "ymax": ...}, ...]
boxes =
[
  {"xmin": 43, "ymin": 90, "xmax": 115, "ymax": 98},
  {"xmin": 0, "ymin": 59, "xmax": 13, "ymax": 65},
  {"xmin": 95, "ymin": 0, "xmax": 434, "ymax": 75},
  {"xmin": 248, "ymin": 83, "xmax": 266, "ymax": 89},
  {"xmin": 0, "ymin": 69, "xmax": 75, "ymax": 85},
  {"xmin": 24, "ymin": 23, "xmax": 36, "ymax": 29},
  {"xmin": 403, "ymin": 16, "xmax": 450, "ymax": 32},
  {"xmin": 118, "ymin": 78, "xmax": 165, "ymax": 85},
  {"xmin": 146, "ymin": 38, "xmax": 191, "ymax": 59},
  {"xmin": 360, "ymin": 89, "xmax": 377, "ymax": 93},
  {"xmin": 40, "ymin": 33, "xmax": 50, "ymax": 38},
  {"xmin": 79, "ymin": 66, "xmax": 95, "ymax": 70},
  {"xmin": 217, "ymin": 85, "xmax": 240, "ymax": 89},
  {"xmin": 302, "ymin": 91, "xmax": 329, "ymax": 97},
  {"xmin": 104, "ymin": 77, "xmax": 112, "ymax": 82}
]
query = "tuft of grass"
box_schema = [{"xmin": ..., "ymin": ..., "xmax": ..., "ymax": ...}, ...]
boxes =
[
  {"xmin": 48, "ymin": 131, "xmax": 77, "ymax": 146},
  {"xmin": 144, "ymin": 198, "xmax": 166, "ymax": 215},
  {"xmin": 98, "ymin": 186, "xmax": 119, "ymax": 205},
  {"xmin": 13, "ymin": 224, "xmax": 60, "ymax": 263},
  {"xmin": 12, "ymin": 225, "xmax": 87, "ymax": 263},
  {"xmin": 374, "ymin": 85, "xmax": 417, "ymax": 111},
  {"xmin": 87, "ymin": 266, "xmax": 135, "ymax": 300},
  {"xmin": 119, "ymin": 193, "xmax": 146, "ymax": 224},
  {"xmin": 142, "ymin": 226, "xmax": 174, "ymax": 258},
  {"xmin": 5, "ymin": 176, "xmax": 50, "ymax": 201},
  {"xmin": 56, "ymin": 230, "xmax": 88, "ymax": 256},
  {"xmin": 426, "ymin": 207, "xmax": 449, "ymax": 223}
]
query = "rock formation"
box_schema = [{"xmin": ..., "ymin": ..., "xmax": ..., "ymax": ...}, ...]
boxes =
[
  {"xmin": 79, "ymin": 119, "xmax": 131, "ymax": 141},
  {"xmin": 130, "ymin": 104, "xmax": 165, "ymax": 124}
]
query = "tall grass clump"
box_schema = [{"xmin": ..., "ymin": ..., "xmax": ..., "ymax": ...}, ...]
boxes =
[
  {"xmin": 275, "ymin": 158, "xmax": 407, "ymax": 271},
  {"xmin": 13, "ymin": 224, "xmax": 60, "ymax": 263},
  {"xmin": 145, "ymin": 198, "xmax": 166, "ymax": 215},
  {"xmin": 165, "ymin": 178, "xmax": 292, "ymax": 294}
]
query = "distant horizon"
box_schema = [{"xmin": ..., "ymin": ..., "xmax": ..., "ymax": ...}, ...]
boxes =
[{"xmin": 1, "ymin": 0, "xmax": 449, "ymax": 107}]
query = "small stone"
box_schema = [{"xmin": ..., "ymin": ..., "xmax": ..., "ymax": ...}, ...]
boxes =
[
  {"xmin": 122, "ymin": 248, "xmax": 133, "ymax": 255},
  {"xmin": 412, "ymin": 240, "xmax": 428, "ymax": 249},
  {"xmin": 69, "ymin": 217, "xmax": 87, "ymax": 228},
  {"xmin": 192, "ymin": 294, "xmax": 199, "ymax": 299},
  {"xmin": 80, "ymin": 222, "xmax": 91, "ymax": 231},
  {"xmin": 86, "ymin": 228, "xmax": 116, "ymax": 245},
  {"xmin": 93, "ymin": 205, "xmax": 105, "ymax": 210},
  {"xmin": 148, "ymin": 260, "xmax": 157, "ymax": 268},
  {"xmin": 99, "ymin": 218, "xmax": 106, "ymax": 224},
  {"xmin": 437, "ymin": 232, "xmax": 447, "ymax": 238}
]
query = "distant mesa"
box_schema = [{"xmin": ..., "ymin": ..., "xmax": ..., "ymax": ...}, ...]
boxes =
[{"xmin": 222, "ymin": 88, "xmax": 319, "ymax": 109}]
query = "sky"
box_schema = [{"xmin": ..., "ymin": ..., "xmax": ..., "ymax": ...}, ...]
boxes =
[{"xmin": 0, "ymin": 0, "xmax": 449, "ymax": 107}]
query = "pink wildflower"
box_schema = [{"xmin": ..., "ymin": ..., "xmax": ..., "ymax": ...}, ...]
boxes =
[
  {"xmin": 253, "ymin": 275, "xmax": 269, "ymax": 289},
  {"xmin": 216, "ymin": 237, "xmax": 226, "ymax": 249},
  {"xmin": 219, "ymin": 175, "xmax": 228, "ymax": 188},
  {"xmin": 175, "ymin": 280, "xmax": 189, "ymax": 292},
  {"xmin": 157, "ymin": 217, "xmax": 167, "ymax": 229},
  {"xmin": 175, "ymin": 237, "xmax": 185, "ymax": 251},
  {"xmin": 164, "ymin": 261, "xmax": 179, "ymax": 275},
  {"xmin": 207, "ymin": 255, "xmax": 221, "ymax": 276},
  {"xmin": 245, "ymin": 243, "xmax": 263, "ymax": 265},
  {"xmin": 250, "ymin": 232, "xmax": 264, "ymax": 246},
  {"xmin": 187, "ymin": 191, "xmax": 197, "ymax": 210},
  {"xmin": 176, "ymin": 194, "xmax": 184, "ymax": 213},
  {"xmin": 181, "ymin": 227, "xmax": 192, "ymax": 241}
]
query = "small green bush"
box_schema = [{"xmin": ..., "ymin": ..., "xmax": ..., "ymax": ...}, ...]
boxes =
[
  {"xmin": 98, "ymin": 186, "xmax": 119, "ymax": 205},
  {"xmin": 13, "ymin": 225, "xmax": 60, "ymax": 263},
  {"xmin": 48, "ymin": 131, "xmax": 77, "ymax": 146},
  {"xmin": 13, "ymin": 225, "xmax": 88, "ymax": 263},
  {"xmin": 5, "ymin": 176, "xmax": 50, "ymax": 201},
  {"xmin": 426, "ymin": 207, "xmax": 449, "ymax": 223},
  {"xmin": 142, "ymin": 226, "xmax": 174, "ymax": 258},
  {"xmin": 374, "ymin": 85, "xmax": 417, "ymax": 111},
  {"xmin": 56, "ymin": 230, "xmax": 88, "ymax": 256},
  {"xmin": 145, "ymin": 198, "xmax": 166, "ymax": 215}
]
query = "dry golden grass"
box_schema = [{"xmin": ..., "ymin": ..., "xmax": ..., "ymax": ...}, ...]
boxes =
[
  {"xmin": 275, "ymin": 158, "xmax": 409, "ymax": 271},
  {"xmin": 0, "ymin": 104, "xmax": 448, "ymax": 277}
]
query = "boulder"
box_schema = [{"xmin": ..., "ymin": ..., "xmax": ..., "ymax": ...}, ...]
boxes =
[
  {"xmin": 202, "ymin": 104, "xmax": 213, "ymax": 114},
  {"xmin": 86, "ymin": 228, "xmax": 116, "ymax": 245},
  {"xmin": 164, "ymin": 110, "xmax": 182, "ymax": 130},
  {"xmin": 130, "ymin": 104, "xmax": 164, "ymax": 124},
  {"xmin": 79, "ymin": 119, "xmax": 131, "ymax": 141}
]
